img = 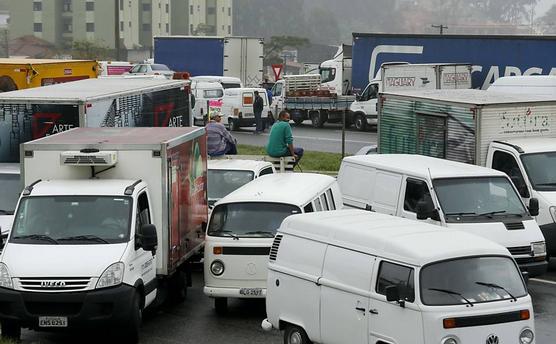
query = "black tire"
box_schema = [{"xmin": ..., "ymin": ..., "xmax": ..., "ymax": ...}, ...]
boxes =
[
  {"xmin": 310, "ymin": 112, "xmax": 324, "ymax": 128},
  {"xmin": 1, "ymin": 320, "xmax": 21, "ymax": 341},
  {"xmin": 354, "ymin": 113, "xmax": 367, "ymax": 131},
  {"xmin": 120, "ymin": 292, "xmax": 142, "ymax": 344},
  {"xmin": 169, "ymin": 270, "xmax": 188, "ymax": 303},
  {"xmin": 293, "ymin": 118, "xmax": 304, "ymax": 126},
  {"xmin": 228, "ymin": 119, "xmax": 239, "ymax": 131},
  {"xmin": 214, "ymin": 297, "xmax": 228, "ymax": 315},
  {"xmin": 283, "ymin": 324, "xmax": 311, "ymax": 344}
]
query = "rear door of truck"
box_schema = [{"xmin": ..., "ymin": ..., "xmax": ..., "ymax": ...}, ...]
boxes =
[{"xmin": 439, "ymin": 65, "xmax": 472, "ymax": 89}]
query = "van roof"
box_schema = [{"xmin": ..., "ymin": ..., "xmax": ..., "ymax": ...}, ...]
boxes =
[
  {"xmin": 382, "ymin": 89, "xmax": 555, "ymax": 105},
  {"xmin": 490, "ymin": 75, "xmax": 556, "ymax": 87},
  {"xmin": 190, "ymin": 76, "xmax": 242, "ymax": 83},
  {"xmin": 208, "ymin": 159, "xmax": 273, "ymax": 172},
  {"xmin": 497, "ymin": 137, "xmax": 556, "ymax": 154},
  {"xmin": 342, "ymin": 154, "xmax": 507, "ymax": 179},
  {"xmin": 31, "ymin": 179, "xmax": 140, "ymax": 197},
  {"xmin": 217, "ymin": 173, "xmax": 336, "ymax": 206},
  {"xmin": 280, "ymin": 209, "xmax": 509, "ymax": 266}
]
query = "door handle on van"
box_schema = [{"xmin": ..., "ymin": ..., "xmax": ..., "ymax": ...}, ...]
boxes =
[
  {"xmin": 355, "ymin": 307, "xmax": 366, "ymax": 313},
  {"xmin": 369, "ymin": 309, "xmax": 379, "ymax": 315}
]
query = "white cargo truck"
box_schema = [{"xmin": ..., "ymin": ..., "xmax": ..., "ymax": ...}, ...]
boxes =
[
  {"xmin": 0, "ymin": 78, "xmax": 192, "ymax": 163},
  {"xmin": 378, "ymin": 89, "xmax": 556, "ymax": 261},
  {"xmin": 0, "ymin": 127, "xmax": 208, "ymax": 342}
]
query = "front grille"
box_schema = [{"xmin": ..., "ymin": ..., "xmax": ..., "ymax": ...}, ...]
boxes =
[
  {"xmin": 63, "ymin": 156, "xmax": 108, "ymax": 165},
  {"xmin": 18, "ymin": 277, "xmax": 92, "ymax": 292},
  {"xmin": 505, "ymin": 222, "xmax": 525, "ymax": 230},
  {"xmin": 25, "ymin": 302, "xmax": 82, "ymax": 316},
  {"xmin": 507, "ymin": 246, "xmax": 532, "ymax": 256},
  {"xmin": 269, "ymin": 235, "xmax": 283, "ymax": 261}
]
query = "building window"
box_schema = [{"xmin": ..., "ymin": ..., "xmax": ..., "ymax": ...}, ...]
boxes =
[
  {"xmin": 33, "ymin": 23, "xmax": 42, "ymax": 32},
  {"xmin": 228, "ymin": 25, "xmax": 231, "ymax": 34},
  {"xmin": 221, "ymin": 25, "xmax": 224, "ymax": 30},
  {"xmin": 119, "ymin": 0, "xmax": 123, "ymax": 10},
  {"xmin": 207, "ymin": 7, "xmax": 215, "ymax": 15},
  {"xmin": 228, "ymin": 7, "xmax": 231, "ymax": 16},
  {"xmin": 165, "ymin": 3, "xmax": 169, "ymax": 13},
  {"xmin": 63, "ymin": 0, "xmax": 72, "ymax": 12},
  {"xmin": 189, "ymin": 5, "xmax": 193, "ymax": 15},
  {"xmin": 222, "ymin": 6, "xmax": 224, "ymax": 13},
  {"xmin": 165, "ymin": 23, "xmax": 169, "ymax": 33},
  {"xmin": 63, "ymin": 22, "xmax": 73, "ymax": 33},
  {"xmin": 86, "ymin": 23, "xmax": 95, "ymax": 32},
  {"xmin": 128, "ymin": 21, "xmax": 131, "ymax": 28},
  {"xmin": 158, "ymin": 23, "xmax": 161, "ymax": 29},
  {"xmin": 142, "ymin": 3, "xmax": 151, "ymax": 11},
  {"xmin": 142, "ymin": 23, "xmax": 151, "ymax": 31},
  {"xmin": 120, "ymin": 21, "xmax": 124, "ymax": 31},
  {"xmin": 190, "ymin": 24, "xmax": 193, "ymax": 33},
  {"xmin": 32, "ymin": 1, "xmax": 42, "ymax": 11},
  {"xmin": 85, "ymin": 1, "xmax": 94, "ymax": 11}
]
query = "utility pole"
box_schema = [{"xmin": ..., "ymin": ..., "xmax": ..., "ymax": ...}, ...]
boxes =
[
  {"xmin": 431, "ymin": 24, "xmax": 448, "ymax": 35},
  {"xmin": 114, "ymin": 0, "xmax": 121, "ymax": 60}
]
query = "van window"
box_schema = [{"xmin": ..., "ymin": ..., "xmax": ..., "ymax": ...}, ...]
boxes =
[
  {"xmin": 272, "ymin": 83, "xmax": 283, "ymax": 97},
  {"xmin": 303, "ymin": 203, "xmax": 314, "ymax": 213},
  {"xmin": 203, "ymin": 89, "xmax": 223, "ymax": 98},
  {"xmin": 320, "ymin": 194, "xmax": 329, "ymax": 211},
  {"xmin": 136, "ymin": 192, "xmax": 151, "ymax": 245},
  {"xmin": 221, "ymin": 83, "xmax": 241, "ymax": 89},
  {"xmin": 521, "ymin": 152, "xmax": 556, "ymax": 192},
  {"xmin": 314, "ymin": 197, "xmax": 323, "ymax": 211},
  {"xmin": 259, "ymin": 167, "xmax": 274, "ymax": 177},
  {"xmin": 403, "ymin": 178, "xmax": 433, "ymax": 213},
  {"xmin": 492, "ymin": 151, "xmax": 529, "ymax": 197},
  {"xmin": 376, "ymin": 261, "xmax": 415, "ymax": 303},
  {"xmin": 326, "ymin": 189, "xmax": 336, "ymax": 210}
]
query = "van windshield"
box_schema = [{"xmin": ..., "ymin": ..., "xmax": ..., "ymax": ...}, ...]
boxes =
[
  {"xmin": 0, "ymin": 174, "xmax": 20, "ymax": 215},
  {"xmin": 433, "ymin": 177, "xmax": 528, "ymax": 223},
  {"xmin": 420, "ymin": 256, "xmax": 527, "ymax": 306},
  {"xmin": 208, "ymin": 202, "xmax": 301, "ymax": 238},
  {"xmin": 207, "ymin": 170, "xmax": 254, "ymax": 206},
  {"xmin": 10, "ymin": 196, "xmax": 132, "ymax": 244},
  {"xmin": 521, "ymin": 152, "xmax": 556, "ymax": 191}
]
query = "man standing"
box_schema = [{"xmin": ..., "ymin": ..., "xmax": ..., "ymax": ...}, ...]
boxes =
[
  {"xmin": 266, "ymin": 110, "xmax": 304, "ymax": 163},
  {"xmin": 253, "ymin": 90, "xmax": 264, "ymax": 134},
  {"xmin": 206, "ymin": 114, "xmax": 237, "ymax": 156}
]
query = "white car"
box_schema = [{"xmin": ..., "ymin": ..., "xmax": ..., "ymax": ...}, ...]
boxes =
[{"xmin": 127, "ymin": 63, "xmax": 174, "ymax": 79}]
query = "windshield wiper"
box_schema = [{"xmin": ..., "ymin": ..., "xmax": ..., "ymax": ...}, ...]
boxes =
[
  {"xmin": 12, "ymin": 234, "xmax": 58, "ymax": 244},
  {"xmin": 477, "ymin": 210, "xmax": 507, "ymax": 218},
  {"xmin": 58, "ymin": 235, "xmax": 110, "ymax": 244},
  {"xmin": 535, "ymin": 182, "xmax": 556, "ymax": 186},
  {"xmin": 444, "ymin": 212, "xmax": 477, "ymax": 216},
  {"xmin": 475, "ymin": 281, "xmax": 517, "ymax": 302},
  {"xmin": 243, "ymin": 231, "xmax": 275, "ymax": 238},
  {"xmin": 428, "ymin": 288, "xmax": 474, "ymax": 307},
  {"xmin": 210, "ymin": 230, "xmax": 239, "ymax": 240}
]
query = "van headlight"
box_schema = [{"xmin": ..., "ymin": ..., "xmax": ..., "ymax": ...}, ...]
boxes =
[
  {"xmin": 519, "ymin": 328, "xmax": 534, "ymax": 344},
  {"xmin": 0, "ymin": 263, "xmax": 13, "ymax": 289},
  {"xmin": 532, "ymin": 241, "xmax": 546, "ymax": 256},
  {"xmin": 96, "ymin": 262, "xmax": 124, "ymax": 289},
  {"xmin": 210, "ymin": 260, "xmax": 225, "ymax": 276},
  {"xmin": 441, "ymin": 336, "xmax": 459, "ymax": 344}
]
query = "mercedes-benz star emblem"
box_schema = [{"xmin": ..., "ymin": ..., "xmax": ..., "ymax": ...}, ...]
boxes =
[{"xmin": 486, "ymin": 334, "xmax": 499, "ymax": 344}]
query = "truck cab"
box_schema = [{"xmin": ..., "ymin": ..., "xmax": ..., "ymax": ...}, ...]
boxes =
[
  {"xmin": 487, "ymin": 138, "xmax": 556, "ymax": 260},
  {"xmin": 318, "ymin": 44, "xmax": 352, "ymax": 96}
]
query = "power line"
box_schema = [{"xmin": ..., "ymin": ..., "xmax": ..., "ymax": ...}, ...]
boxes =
[{"xmin": 431, "ymin": 24, "xmax": 448, "ymax": 34}]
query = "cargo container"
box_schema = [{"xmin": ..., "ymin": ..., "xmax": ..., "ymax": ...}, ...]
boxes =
[
  {"xmin": 0, "ymin": 127, "xmax": 207, "ymax": 342},
  {"xmin": 0, "ymin": 78, "xmax": 191, "ymax": 162},
  {"xmin": 0, "ymin": 59, "xmax": 98, "ymax": 92}
]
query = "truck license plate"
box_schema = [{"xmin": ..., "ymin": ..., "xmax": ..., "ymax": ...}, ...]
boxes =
[
  {"xmin": 38, "ymin": 316, "xmax": 68, "ymax": 327},
  {"xmin": 239, "ymin": 288, "xmax": 262, "ymax": 296}
]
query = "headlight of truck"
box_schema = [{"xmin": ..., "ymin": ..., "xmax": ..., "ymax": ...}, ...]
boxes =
[
  {"xmin": 532, "ymin": 241, "xmax": 546, "ymax": 256},
  {"xmin": 0, "ymin": 263, "xmax": 13, "ymax": 289},
  {"xmin": 441, "ymin": 336, "xmax": 459, "ymax": 344},
  {"xmin": 96, "ymin": 262, "xmax": 124, "ymax": 289},
  {"xmin": 210, "ymin": 260, "xmax": 225, "ymax": 276},
  {"xmin": 519, "ymin": 328, "xmax": 534, "ymax": 344}
]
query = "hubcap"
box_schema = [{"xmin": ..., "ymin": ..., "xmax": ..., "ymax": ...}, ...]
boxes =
[{"xmin": 289, "ymin": 331, "xmax": 302, "ymax": 344}]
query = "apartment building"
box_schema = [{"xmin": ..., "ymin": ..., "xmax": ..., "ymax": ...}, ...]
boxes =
[{"xmin": 9, "ymin": 0, "xmax": 233, "ymax": 60}]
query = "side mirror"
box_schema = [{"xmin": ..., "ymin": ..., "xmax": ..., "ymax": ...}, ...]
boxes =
[
  {"xmin": 356, "ymin": 95, "xmax": 361, "ymax": 101},
  {"xmin": 385, "ymin": 286, "xmax": 405, "ymax": 307},
  {"xmin": 137, "ymin": 224, "xmax": 158, "ymax": 252},
  {"xmin": 416, "ymin": 199, "xmax": 429, "ymax": 220},
  {"xmin": 528, "ymin": 198, "xmax": 539, "ymax": 217},
  {"xmin": 0, "ymin": 232, "xmax": 5, "ymax": 250}
]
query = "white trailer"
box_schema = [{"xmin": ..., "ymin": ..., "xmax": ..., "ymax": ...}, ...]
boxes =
[{"xmin": 0, "ymin": 127, "xmax": 208, "ymax": 342}]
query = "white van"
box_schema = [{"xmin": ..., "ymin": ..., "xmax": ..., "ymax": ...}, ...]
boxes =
[
  {"xmin": 488, "ymin": 75, "xmax": 556, "ymax": 97},
  {"xmin": 204, "ymin": 173, "xmax": 342, "ymax": 313},
  {"xmin": 221, "ymin": 87, "xmax": 270, "ymax": 131},
  {"xmin": 207, "ymin": 159, "xmax": 275, "ymax": 208},
  {"xmin": 191, "ymin": 81, "xmax": 224, "ymax": 125},
  {"xmin": 337, "ymin": 154, "xmax": 547, "ymax": 277},
  {"xmin": 263, "ymin": 209, "xmax": 535, "ymax": 344},
  {"xmin": 190, "ymin": 76, "xmax": 243, "ymax": 89}
]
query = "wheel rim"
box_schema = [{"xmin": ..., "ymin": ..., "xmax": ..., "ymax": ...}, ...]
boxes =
[
  {"xmin": 356, "ymin": 118, "xmax": 362, "ymax": 129},
  {"xmin": 288, "ymin": 331, "xmax": 302, "ymax": 344},
  {"xmin": 311, "ymin": 114, "xmax": 319, "ymax": 125}
]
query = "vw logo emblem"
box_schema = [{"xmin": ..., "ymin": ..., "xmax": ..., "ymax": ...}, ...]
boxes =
[
  {"xmin": 246, "ymin": 263, "xmax": 257, "ymax": 275},
  {"xmin": 486, "ymin": 334, "xmax": 499, "ymax": 344}
]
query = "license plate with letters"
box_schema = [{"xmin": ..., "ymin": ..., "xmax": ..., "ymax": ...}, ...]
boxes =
[
  {"xmin": 239, "ymin": 288, "xmax": 263, "ymax": 296},
  {"xmin": 39, "ymin": 316, "xmax": 68, "ymax": 327}
]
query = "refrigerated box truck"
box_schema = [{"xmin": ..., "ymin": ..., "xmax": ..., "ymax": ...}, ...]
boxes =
[
  {"xmin": 0, "ymin": 59, "xmax": 98, "ymax": 92},
  {"xmin": 0, "ymin": 78, "xmax": 191, "ymax": 162},
  {"xmin": 0, "ymin": 127, "xmax": 207, "ymax": 342},
  {"xmin": 154, "ymin": 36, "xmax": 264, "ymax": 87},
  {"xmin": 378, "ymin": 89, "xmax": 556, "ymax": 259}
]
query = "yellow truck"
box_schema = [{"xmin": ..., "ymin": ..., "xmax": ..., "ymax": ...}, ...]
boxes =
[{"xmin": 0, "ymin": 59, "xmax": 98, "ymax": 92}]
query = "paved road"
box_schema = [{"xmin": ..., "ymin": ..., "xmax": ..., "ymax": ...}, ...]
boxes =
[
  {"xmin": 18, "ymin": 261, "xmax": 556, "ymax": 344},
  {"xmin": 233, "ymin": 121, "xmax": 377, "ymax": 155}
]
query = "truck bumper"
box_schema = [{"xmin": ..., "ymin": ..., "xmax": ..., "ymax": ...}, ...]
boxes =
[
  {"xmin": 203, "ymin": 286, "xmax": 266, "ymax": 299},
  {"xmin": 517, "ymin": 260, "xmax": 547, "ymax": 278},
  {"xmin": 0, "ymin": 284, "xmax": 136, "ymax": 330},
  {"xmin": 540, "ymin": 223, "xmax": 556, "ymax": 256},
  {"xmin": 366, "ymin": 115, "xmax": 378, "ymax": 125}
]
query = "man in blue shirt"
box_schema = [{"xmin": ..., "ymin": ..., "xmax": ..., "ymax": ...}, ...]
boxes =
[{"xmin": 206, "ymin": 114, "xmax": 237, "ymax": 156}]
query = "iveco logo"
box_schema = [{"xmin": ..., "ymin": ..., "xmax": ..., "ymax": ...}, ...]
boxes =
[
  {"xmin": 486, "ymin": 334, "xmax": 499, "ymax": 344},
  {"xmin": 40, "ymin": 281, "xmax": 66, "ymax": 288}
]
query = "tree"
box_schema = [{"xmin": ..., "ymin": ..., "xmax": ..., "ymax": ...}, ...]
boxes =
[
  {"xmin": 264, "ymin": 36, "xmax": 309, "ymax": 66},
  {"xmin": 72, "ymin": 40, "xmax": 111, "ymax": 60},
  {"xmin": 537, "ymin": 4, "xmax": 556, "ymax": 33}
]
